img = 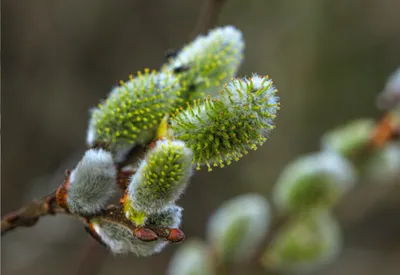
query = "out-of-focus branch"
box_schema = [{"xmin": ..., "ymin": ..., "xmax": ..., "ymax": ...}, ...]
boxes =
[
  {"xmin": 252, "ymin": 110, "xmax": 400, "ymax": 268},
  {"xmin": 370, "ymin": 110, "xmax": 399, "ymax": 148},
  {"xmin": 189, "ymin": 0, "xmax": 228, "ymax": 40}
]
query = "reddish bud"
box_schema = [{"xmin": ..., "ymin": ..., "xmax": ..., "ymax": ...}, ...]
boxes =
[
  {"xmin": 134, "ymin": 227, "xmax": 158, "ymax": 242},
  {"xmin": 167, "ymin": 228, "xmax": 185, "ymax": 243},
  {"xmin": 56, "ymin": 171, "xmax": 71, "ymax": 210}
]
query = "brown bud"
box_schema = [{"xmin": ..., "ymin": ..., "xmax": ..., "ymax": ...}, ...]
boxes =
[
  {"xmin": 167, "ymin": 228, "xmax": 185, "ymax": 243},
  {"xmin": 134, "ymin": 227, "xmax": 158, "ymax": 242}
]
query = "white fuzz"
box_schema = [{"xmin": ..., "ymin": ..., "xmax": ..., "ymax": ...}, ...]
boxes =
[
  {"xmin": 67, "ymin": 149, "xmax": 117, "ymax": 215},
  {"xmin": 147, "ymin": 204, "xmax": 183, "ymax": 228},
  {"xmin": 92, "ymin": 221, "xmax": 167, "ymax": 256}
]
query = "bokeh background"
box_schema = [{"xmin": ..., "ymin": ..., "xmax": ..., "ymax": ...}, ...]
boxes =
[{"xmin": 2, "ymin": 0, "xmax": 400, "ymax": 274}]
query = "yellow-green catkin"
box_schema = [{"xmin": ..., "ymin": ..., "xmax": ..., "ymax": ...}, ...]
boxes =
[
  {"xmin": 164, "ymin": 25, "xmax": 244, "ymax": 103},
  {"xmin": 170, "ymin": 74, "xmax": 279, "ymax": 171},
  {"xmin": 86, "ymin": 69, "xmax": 183, "ymax": 157},
  {"xmin": 124, "ymin": 139, "xmax": 193, "ymax": 225}
]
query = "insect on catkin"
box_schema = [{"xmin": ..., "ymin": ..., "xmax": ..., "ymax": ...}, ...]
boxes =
[{"xmin": 164, "ymin": 25, "xmax": 245, "ymax": 102}]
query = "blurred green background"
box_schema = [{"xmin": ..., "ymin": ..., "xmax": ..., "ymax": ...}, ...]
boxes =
[{"xmin": 2, "ymin": 0, "xmax": 400, "ymax": 274}]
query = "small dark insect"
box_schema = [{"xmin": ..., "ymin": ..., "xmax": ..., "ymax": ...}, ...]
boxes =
[
  {"xmin": 187, "ymin": 83, "xmax": 196, "ymax": 92},
  {"xmin": 165, "ymin": 48, "xmax": 180, "ymax": 59},
  {"xmin": 173, "ymin": 65, "xmax": 191, "ymax": 74}
]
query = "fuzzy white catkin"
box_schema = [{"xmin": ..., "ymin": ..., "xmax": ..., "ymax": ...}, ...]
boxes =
[
  {"xmin": 206, "ymin": 194, "xmax": 271, "ymax": 263},
  {"xmin": 167, "ymin": 239, "xmax": 215, "ymax": 275},
  {"xmin": 67, "ymin": 149, "xmax": 117, "ymax": 215}
]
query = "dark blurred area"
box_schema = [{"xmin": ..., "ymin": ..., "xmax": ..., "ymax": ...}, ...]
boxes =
[{"xmin": 2, "ymin": 0, "xmax": 400, "ymax": 274}]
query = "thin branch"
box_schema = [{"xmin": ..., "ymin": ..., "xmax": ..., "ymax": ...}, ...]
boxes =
[
  {"xmin": 189, "ymin": 0, "xmax": 228, "ymax": 40},
  {"xmin": 370, "ymin": 110, "xmax": 399, "ymax": 148},
  {"xmin": 1, "ymin": 191, "xmax": 64, "ymax": 235},
  {"xmin": 1, "ymin": 190, "xmax": 184, "ymax": 244}
]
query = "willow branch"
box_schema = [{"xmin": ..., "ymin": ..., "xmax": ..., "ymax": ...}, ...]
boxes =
[
  {"xmin": 189, "ymin": 0, "xmax": 228, "ymax": 40},
  {"xmin": 1, "ymin": 190, "xmax": 183, "ymax": 245},
  {"xmin": 1, "ymin": 191, "xmax": 63, "ymax": 235}
]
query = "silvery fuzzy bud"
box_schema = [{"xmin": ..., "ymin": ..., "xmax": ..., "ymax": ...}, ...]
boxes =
[
  {"xmin": 262, "ymin": 212, "xmax": 342, "ymax": 273},
  {"xmin": 86, "ymin": 69, "xmax": 183, "ymax": 157},
  {"xmin": 146, "ymin": 204, "xmax": 183, "ymax": 228},
  {"xmin": 170, "ymin": 74, "xmax": 279, "ymax": 171},
  {"xmin": 273, "ymin": 151, "xmax": 356, "ymax": 213},
  {"xmin": 167, "ymin": 239, "xmax": 215, "ymax": 275},
  {"xmin": 66, "ymin": 149, "xmax": 117, "ymax": 215},
  {"xmin": 206, "ymin": 194, "xmax": 271, "ymax": 263},
  {"xmin": 123, "ymin": 140, "xmax": 193, "ymax": 225},
  {"xmin": 164, "ymin": 25, "xmax": 244, "ymax": 102}
]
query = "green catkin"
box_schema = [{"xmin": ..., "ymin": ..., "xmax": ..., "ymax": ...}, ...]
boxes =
[
  {"xmin": 170, "ymin": 74, "xmax": 279, "ymax": 171},
  {"xmin": 86, "ymin": 69, "xmax": 183, "ymax": 156},
  {"xmin": 164, "ymin": 25, "xmax": 244, "ymax": 102},
  {"xmin": 124, "ymin": 139, "xmax": 193, "ymax": 225}
]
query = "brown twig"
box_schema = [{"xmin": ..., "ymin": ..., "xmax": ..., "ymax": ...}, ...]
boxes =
[
  {"xmin": 1, "ymin": 191, "xmax": 64, "ymax": 235},
  {"xmin": 1, "ymin": 190, "xmax": 184, "ymax": 243},
  {"xmin": 370, "ymin": 111, "xmax": 399, "ymax": 148},
  {"xmin": 189, "ymin": 0, "xmax": 228, "ymax": 40}
]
